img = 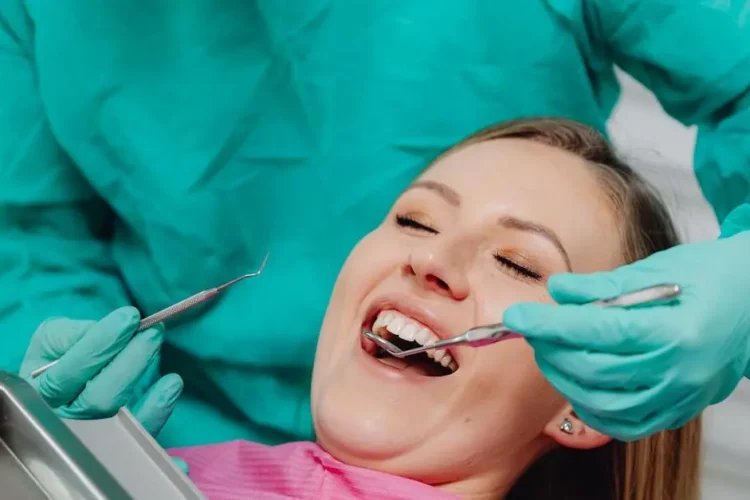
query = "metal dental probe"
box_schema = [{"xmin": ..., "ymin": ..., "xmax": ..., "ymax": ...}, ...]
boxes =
[
  {"xmin": 364, "ymin": 283, "xmax": 681, "ymax": 358},
  {"xmin": 30, "ymin": 252, "xmax": 270, "ymax": 379}
]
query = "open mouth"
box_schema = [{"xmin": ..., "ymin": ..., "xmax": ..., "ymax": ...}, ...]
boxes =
[{"xmin": 363, "ymin": 309, "xmax": 458, "ymax": 377}]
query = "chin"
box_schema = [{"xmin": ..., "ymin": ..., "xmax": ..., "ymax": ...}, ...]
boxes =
[
  {"xmin": 315, "ymin": 405, "xmax": 473, "ymax": 488},
  {"xmin": 313, "ymin": 389, "xmax": 417, "ymax": 466}
]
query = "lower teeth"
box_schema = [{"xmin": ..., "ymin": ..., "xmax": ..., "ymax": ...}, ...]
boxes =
[{"xmin": 373, "ymin": 333, "xmax": 453, "ymax": 377}]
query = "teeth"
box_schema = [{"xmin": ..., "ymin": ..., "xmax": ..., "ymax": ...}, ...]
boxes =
[
  {"xmin": 388, "ymin": 316, "xmax": 406, "ymax": 334},
  {"xmin": 415, "ymin": 328, "xmax": 432, "ymax": 345},
  {"xmin": 373, "ymin": 314, "xmax": 387, "ymax": 330},
  {"xmin": 400, "ymin": 324, "xmax": 417, "ymax": 341},
  {"xmin": 374, "ymin": 309, "xmax": 457, "ymax": 372}
]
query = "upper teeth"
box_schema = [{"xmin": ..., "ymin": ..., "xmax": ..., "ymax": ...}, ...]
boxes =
[{"xmin": 373, "ymin": 310, "xmax": 458, "ymax": 372}]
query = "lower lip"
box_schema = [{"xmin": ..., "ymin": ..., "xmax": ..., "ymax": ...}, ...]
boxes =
[{"xmin": 357, "ymin": 333, "xmax": 442, "ymax": 382}]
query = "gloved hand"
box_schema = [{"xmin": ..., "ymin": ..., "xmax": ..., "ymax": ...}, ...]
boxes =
[
  {"xmin": 171, "ymin": 458, "xmax": 190, "ymax": 475},
  {"xmin": 503, "ymin": 210, "xmax": 750, "ymax": 441},
  {"xmin": 20, "ymin": 307, "xmax": 184, "ymax": 438}
]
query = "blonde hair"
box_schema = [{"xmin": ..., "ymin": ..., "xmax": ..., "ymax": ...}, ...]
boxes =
[{"xmin": 440, "ymin": 118, "xmax": 701, "ymax": 500}]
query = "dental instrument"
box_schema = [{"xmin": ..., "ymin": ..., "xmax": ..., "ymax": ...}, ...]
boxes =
[
  {"xmin": 30, "ymin": 253, "xmax": 269, "ymax": 379},
  {"xmin": 364, "ymin": 283, "xmax": 681, "ymax": 358}
]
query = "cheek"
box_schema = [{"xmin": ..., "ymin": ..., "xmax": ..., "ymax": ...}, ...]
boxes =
[
  {"xmin": 474, "ymin": 277, "xmax": 554, "ymax": 326},
  {"xmin": 453, "ymin": 270, "xmax": 562, "ymax": 437},
  {"xmin": 468, "ymin": 341, "xmax": 565, "ymax": 438},
  {"xmin": 314, "ymin": 229, "xmax": 401, "ymax": 365}
]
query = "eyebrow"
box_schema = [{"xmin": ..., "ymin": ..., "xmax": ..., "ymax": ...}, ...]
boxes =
[
  {"xmin": 497, "ymin": 216, "xmax": 572, "ymax": 271},
  {"xmin": 405, "ymin": 180, "xmax": 461, "ymax": 206},
  {"xmin": 405, "ymin": 180, "xmax": 572, "ymax": 271}
]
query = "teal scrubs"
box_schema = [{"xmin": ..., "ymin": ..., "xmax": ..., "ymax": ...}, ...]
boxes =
[{"xmin": 1, "ymin": 0, "xmax": 749, "ymax": 447}]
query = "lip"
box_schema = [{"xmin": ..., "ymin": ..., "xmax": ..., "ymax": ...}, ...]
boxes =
[{"xmin": 362, "ymin": 293, "xmax": 465, "ymax": 367}]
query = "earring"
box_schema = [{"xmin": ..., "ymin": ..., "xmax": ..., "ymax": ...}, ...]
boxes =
[{"xmin": 559, "ymin": 417, "xmax": 574, "ymax": 435}]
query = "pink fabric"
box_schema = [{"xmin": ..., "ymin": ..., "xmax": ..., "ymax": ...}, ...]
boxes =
[{"xmin": 169, "ymin": 441, "xmax": 459, "ymax": 500}]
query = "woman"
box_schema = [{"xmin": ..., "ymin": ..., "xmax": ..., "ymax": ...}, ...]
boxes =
[{"xmin": 22, "ymin": 118, "xmax": 701, "ymax": 499}]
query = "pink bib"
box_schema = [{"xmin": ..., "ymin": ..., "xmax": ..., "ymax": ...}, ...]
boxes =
[{"xmin": 169, "ymin": 440, "xmax": 459, "ymax": 500}]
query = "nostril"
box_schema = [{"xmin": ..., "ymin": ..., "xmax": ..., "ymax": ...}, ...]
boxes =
[
  {"xmin": 405, "ymin": 261, "xmax": 463, "ymax": 297},
  {"xmin": 404, "ymin": 264, "xmax": 417, "ymax": 278},
  {"xmin": 426, "ymin": 274, "xmax": 449, "ymax": 291}
]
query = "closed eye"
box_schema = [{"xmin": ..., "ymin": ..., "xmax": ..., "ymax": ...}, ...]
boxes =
[
  {"xmin": 395, "ymin": 214, "xmax": 439, "ymax": 234},
  {"xmin": 494, "ymin": 253, "xmax": 542, "ymax": 281}
]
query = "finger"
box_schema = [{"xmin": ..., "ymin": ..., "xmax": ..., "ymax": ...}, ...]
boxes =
[
  {"xmin": 60, "ymin": 326, "xmax": 163, "ymax": 419},
  {"xmin": 23, "ymin": 320, "xmax": 94, "ymax": 405},
  {"xmin": 536, "ymin": 357, "xmax": 681, "ymax": 426},
  {"xmin": 573, "ymin": 406, "xmax": 651, "ymax": 442},
  {"xmin": 132, "ymin": 373, "xmax": 184, "ymax": 437},
  {"xmin": 720, "ymin": 205, "xmax": 750, "ymax": 238},
  {"xmin": 531, "ymin": 340, "xmax": 668, "ymax": 390},
  {"xmin": 23, "ymin": 319, "xmax": 95, "ymax": 365},
  {"xmin": 547, "ymin": 267, "xmax": 659, "ymax": 304},
  {"xmin": 21, "ymin": 319, "xmax": 94, "ymax": 384},
  {"xmin": 575, "ymin": 390, "xmax": 702, "ymax": 441},
  {"xmin": 504, "ymin": 302, "xmax": 666, "ymax": 352},
  {"xmin": 128, "ymin": 345, "xmax": 163, "ymax": 405},
  {"xmin": 36, "ymin": 307, "xmax": 141, "ymax": 407},
  {"xmin": 645, "ymin": 392, "xmax": 705, "ymax": 433},
  {"xmin": 547, "ymin": 271, "xmax": 626, "ymax": 304},
  {"xmin": 171, "ymin": 457, "xmax": 190, "ymax": 475}
]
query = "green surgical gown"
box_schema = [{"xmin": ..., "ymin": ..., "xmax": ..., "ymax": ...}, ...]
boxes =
[{"xmin": 1, "ymin": 0, "xmax": 749, "ymax": 447}]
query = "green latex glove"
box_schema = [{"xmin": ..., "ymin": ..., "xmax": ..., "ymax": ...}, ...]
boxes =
[
  {"xmin": 19, "ymin": 307, "xmax": 183, "ymax": 438},
  {"xmin": 171, "ymin": 458, "xmax": 190, "ymax": 475},
  {"xmin": 504, "ymin": 209, "xmax": 750, "ymax": 441}
]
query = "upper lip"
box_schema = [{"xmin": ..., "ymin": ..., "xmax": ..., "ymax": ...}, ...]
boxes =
[{"xmin": 364, "ymin": 294, "xmax": 459, "ymax": 344}]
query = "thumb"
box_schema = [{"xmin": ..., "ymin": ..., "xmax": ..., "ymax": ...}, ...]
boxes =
[
  {"xmin": 547, "ymin": 271, "xmax": 629, "ymax": 304},
  {"xmin": 131, "ymin": 373, "xmax": 184, "ymax": 437}
]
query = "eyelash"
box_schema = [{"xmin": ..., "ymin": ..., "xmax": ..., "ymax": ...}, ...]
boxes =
[
  {"xmin": 395, "ymin": 214, "xmax": 438, "ymax": 234},
  {"xmin": 493, "ymin": 253, "xmax": 542, "ymax": 281},
  {"xmin": 395, "ymin": 213, "xmax": 543, "ymax": 282}
]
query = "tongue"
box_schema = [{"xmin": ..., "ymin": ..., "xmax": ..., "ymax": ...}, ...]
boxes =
[
  {"xmin": 376, "ymin": 356, "xmax": 438, "ymax": 376},
  {"xmin": 377, "ymin": 356, "xmax": 409, "ymax": 370}
]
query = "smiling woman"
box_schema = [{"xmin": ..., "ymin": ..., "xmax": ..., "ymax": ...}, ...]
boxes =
[{"xmin": 169, "ymin": 118, "xmax": 700, "ymax": 500}]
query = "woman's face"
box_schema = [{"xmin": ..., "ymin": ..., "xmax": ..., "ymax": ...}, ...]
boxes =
[{"xmin": 311, "ymin": 138, "xmax": 624, "ymax": 496}]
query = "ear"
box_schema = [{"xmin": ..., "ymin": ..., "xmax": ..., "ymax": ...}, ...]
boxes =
[{"xmin": 543, "ymin": 405, "xmax": 612, "ymax": 450}]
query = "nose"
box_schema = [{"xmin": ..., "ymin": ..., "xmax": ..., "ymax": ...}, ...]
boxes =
[{"xmin": 405, "ymin": 241, "xmax": 471, "ymax": 300}]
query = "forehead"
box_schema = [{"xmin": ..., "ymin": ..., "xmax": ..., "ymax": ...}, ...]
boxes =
[{"xmin": 419, "ymin": 139, "xmax": 624, "ymax": 271}]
